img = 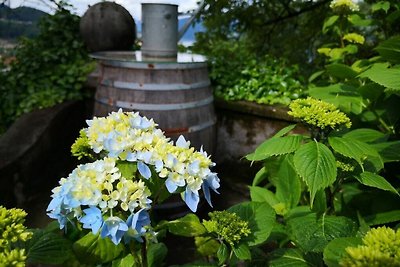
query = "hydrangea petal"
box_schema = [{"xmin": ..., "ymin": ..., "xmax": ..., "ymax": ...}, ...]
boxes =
[
  {"xmin": 184, "ymin": 187, "xmax": 200, "ymax": 212},
  {"xmin": 138, "ymin": 161, "xmax": 152, "ymax": 179}
]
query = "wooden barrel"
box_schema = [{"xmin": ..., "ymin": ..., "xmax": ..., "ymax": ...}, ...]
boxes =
[{"xmin": 91, "ymin": 51, "xmax": 216, "ymax": 153}]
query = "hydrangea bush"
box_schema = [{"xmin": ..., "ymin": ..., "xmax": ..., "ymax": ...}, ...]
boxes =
[{"xmin": 46, "ymin": 109, "xmax": 220, "ymax": 264}]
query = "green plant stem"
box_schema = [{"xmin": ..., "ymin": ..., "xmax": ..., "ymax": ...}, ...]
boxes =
[{"xmin": 141, "ymin": 238, "xmax": 148, "ymax": 267}]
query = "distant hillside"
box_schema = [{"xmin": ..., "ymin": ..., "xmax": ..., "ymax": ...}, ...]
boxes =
[{"xmin": 0, "ymin": 4, "xmax": 47, "ymax": 40}]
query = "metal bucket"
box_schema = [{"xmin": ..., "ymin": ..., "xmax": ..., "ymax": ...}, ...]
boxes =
[{"xmin": 141, "ymin": 3, "xmax": 178, "ymax": 62}]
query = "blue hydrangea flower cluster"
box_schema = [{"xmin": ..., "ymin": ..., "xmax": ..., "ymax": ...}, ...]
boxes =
[{"xmin": 47, "ymin": 109, "xmax": 220, "ymax": 245}]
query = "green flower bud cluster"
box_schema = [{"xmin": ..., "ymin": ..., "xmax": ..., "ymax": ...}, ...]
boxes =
[
  {"xmin": 336, "ymin": 160, "xmax": 355, "ymax": 172},
  {"xmin": 71, "ymin": 129, "xmax": 95, "ymax": 160},
  {"xmin": 0, "ymin": 206, "xmax": 32, "ymax": 267},
  {"xmin": 330, "ymin": 0, "xmax": 360, "ymax": 13},
  {"xmin": 340, "ymin": 226, "xmax": 400, "ymax": 267},
  {"xmin": 202, "ymin": 211, "xmax": 251, "ymax": 247},
  {"xmin": 288, "ymin": 97, "xmax": 352, "ymax": 130}
]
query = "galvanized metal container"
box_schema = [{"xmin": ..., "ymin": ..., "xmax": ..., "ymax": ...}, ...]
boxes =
[{"xmin": 141, "ymin": 3, "xmax": 178, "ymax": 62}]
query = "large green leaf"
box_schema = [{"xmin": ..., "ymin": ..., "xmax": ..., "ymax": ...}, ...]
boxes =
[
  {"xmin": 348, "ymin": 14, "xmax": 373, "ymax": 26},
  {"xmin": 359, "ymin": 63, "xmax": 400, "ymax": 90},
  {"xmin": 287, "ymin": 213, "xmax": 357, "ymax": 253},
  {"xmin": 293, "ymin": 141, "xmax": 337, "ymax": 205},
  {"xmin": 252, "ymin": 166, "xmax": 268, "ymax": 186},
  {"xmin": 354, "ymin": 171, "xmax": 399, "ymax": 196},
  {"xmin": 323, "ymin": 15, "xmax": 339, "ymax": 33},
  {"xmin": 228, "ymin": 201, "xmax": 275, "ymax": 246},
  {"xmin": 309, "ymin": 84, "xmax": 363, "ymax": 114},
  {"xmin": 147, "ymin": 242, "xmax": 168, "ymax": 267},
  {"xmin": 326, "ymin": 63, "xmax": 358, "ymax": 79},
  {"xmin": 232, "ymin": 244, "xmax": 251, "ymax": 260},
  {"xmin": 112, "ymin": 254, "xmax": 135, "ymax": 267},
  {"xmin": 268, "ymin": 248, "xmax": 309, "ymax": 267},
  {"xmin": 249, "ymin": 186, "xmax": 279, "ymax": 206},
  {"xmin": 371, "ymin": 1, "xmax": 390, "ymax": 13},
  {"xmin": 166, "ymin": 214, "xmax": 206, "ymax": 237},
  {"xmin": 272, "ymin": 124, "xmax": 297, "ymax": 138},
  {"xmin": 26, "ymin": 230, "xmax": 72, "ymax": 265},
  {"xmin": 272, "ymin": 155, "xmax": 301, "ymax": 208},
  {"xmin": 342, "ymin": 128, "xmax": 386, "ymax": 143},
  {"xmin": 328, "ymin": 136, "xmax": 382, "ymax": 168},
  {"xmin": 364, "ymin": 210, "xmax": 400, "ymax": 226},
  {"xmin": 357, "ymin": 82, "xmax": 385, "ymax": 101},
  {"xmin": 246, "ymin": 135, "xmax": 303, "ymax": 161},
  {"xmin": 323, "ymin": 237, "xmax": 362, "ymax": 267},
  {"xmin": 375, "ymin": 36, "xmax": 400, "ymax": 64},
  {"xmin": 371, "ymin": 141, "xmax": 400, "ymax": 162},
  {"xmin": 73, "ymin": 233, "xmax": 125, "ymax": 264}
]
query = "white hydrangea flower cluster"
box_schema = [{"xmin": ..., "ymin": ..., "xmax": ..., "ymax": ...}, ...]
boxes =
[{"xmin": 84, "ymin": 109, "xmax": 220, "ymax": 212}]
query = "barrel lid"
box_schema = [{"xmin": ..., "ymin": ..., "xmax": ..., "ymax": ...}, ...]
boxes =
[
  {"xmin": 141, "ymin": 0, "xmax": 179, "ymax": 6},
  {"xmin": 90, "ymin": 51, "xmax": 208, "ymax": 69}
]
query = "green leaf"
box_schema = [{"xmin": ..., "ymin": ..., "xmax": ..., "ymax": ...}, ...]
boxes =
[
  {"xmin": 355, "ymin": 172, "xmax": 399, "ymax": 196},
  {"xmin": 217, "ymin": 243, "xmax": 229, "ymax": 265},
  {"xmin": 309, "ymin": 84, "xmax": 363, "ymax": 114},
  {"xmin": 268, "ymin": 248, "xmax": 309, "ymax": 267},
  {"xmin": 116, "ymin": 160, "xmax": 137, "ymax": 179},
  {"xmin": 228, "ymin": 201, "xmax": 276, "ymax": 246},
  {"xmin": 375, "ymin": 36, "xmax": 400, "ymax": 64},
  {"xmin": 323, "ymin": 237, "xmax": 362, "ymax": 267},
  {"xmin": 359, "ymin": 63, "xmax": 400, "ymax": 90},
  {"xmin": 73, "ymin": 233, "xmax": 124, "ymax": 264},
  {"xmin": 249, "ymin": 186, "xmax": 279, "ymax": 206},
  {"xmin": 273, "ymin": 155, "xmax": 301, "ymax": 208},
  {"xmin": 252, "ymin": 166, "xmax": 268, "ymax": 186},
  {"xmin": 112, "ymin": 254, "xmax": 135, "ymax": 267},
  {"xmin": 26, "ymin": 230, "xmax": 72, "ymax": 265},
  {"xmin": 348, "ymin": 14, "xmax": 373, "ymax": 26},
  {"xmin": 246, "ymin": 135, "xmax": 303, "ymax": 161},
  {"xmin": 147, "ymin": 243, "xmax": 168, "ymax": 267},
  {"xmin": 166, "ymin": 214, "xmax": 206, "ymax": 237},
  {"xmin": 287, "ymin": 213, "xmax": 357, "ymax": 253},
  {"xmin": 293, "ymin": 141, "xmax": 337, "ymax": 206},
  {"xmin": 233, "ymin": 244, "xmax": 251, "ymax": 260},
  {"xmin": 342, "ymin": 128, "xmax": 386, "ymax": 143},
  {"xmin": 272, "ymin": 124, "xmax": 297, "ymax": 138},
  {"xmin": 284, "ymin": 206, "xmax": 312, "ymax": 221},
  {"xmin": 326, "ymin": 64, "xmax": 358, "ymax": 79},
  {"xmin": 357, "ymin": 83, "xmax": 385, "ymax": 102},
  {"xmin": 371, "ymin": 1, "xmax": 390, "ymax": 13},
  {"xmin": 328, "ymin": 136, "xmax": 382, "ymax": 168},
  {"xmin": 309, "ymin": 70, "xmax": 325, "ymax": 83},
  {"xmin": 323, "ymin": 15, "xmax": 339, "ymax": 33},
  {"xmin": 364, "ymin": 210, "xmax": 400, "ymax": 226},
  {"xmin": 371, "ymin": 141, "xmax": 400, "ymax": 162}
]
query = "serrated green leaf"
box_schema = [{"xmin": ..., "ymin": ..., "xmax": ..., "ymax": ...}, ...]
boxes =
[
  {"xmin": 167, "ymin": 214, "xmax": 206, "ymax": 237},
  {"xmin": 73, "ymin": 233, "xmax": 124, "ymax": 264},
  {"xmin": 284, "ymin": 206, "xmax": 312, "ymax": 221},
  {"xmin": 326, "ymin": 64, "xmax": 358, "ymax": 79},
  {"xmin": 112, "ymin": 254, "xmax": 135, "ymax": 267},
  {"xmin": 364, "ymin": 210, "xmax": 400, "ymax": 226},
  {"xmin": 246, "ymin": 135, "xmax": 303, "ymax": 161},
  {"xmin": 355, "ymin": 171, "xmax": 399, "ymax": 196},
  {"xmin": 328, "ymin": 136, "xmax": 382, "ymax": 168},
  {"xmin": 273, "ymin": 155, "xmax": 301, "ymax": 208},
  {"xmin": 233, "ymin": 244, "xmax": 251, "ymax": 260},
  {"xmin": 375, "ymin": 35, "xmax": 400, "ymax": 63},
  {"xmin": 342, "ymin": 128, "xmax": 386, "ymax": 143},
  {"xmin": 228, "ymin": 202, "xmax": 275, "ymax": 246},
  {"xmin": 309, "ymin": 84, "xmax": 363, "ymax": 114},
  {"xmin": 371, "ymin": 141, "xmax": 400, "ymax": 162},
  {"xmin": 249, "ymin": 186, "xmax": 279, "ymax": 206},
  {"xmin": 217, "ymin": 243, "xmax": 229, "ymax": 265},
  {"xmin": 147, "ymin": 243, "xmax": 168, "ymax": 267},
  {"xmin": 293, "ymin": 141, "xmax": 337, "ymax": 206},
  {"xmin": 359, "ymin": 63, "xmax": 400, "ymax": 90},
  {"xmin": 26, "ymin": 230, "xmax": 72, "ymax": 265},
  {"xmin": 252, "ymin": 166, "xmax": 268, "ymax": 186},
  {"xmin": 323, "ymin": 237, "xmax": 362, "ymax": 267},
  {"xmin": 268, "ymin": 248, "xmax": 309, "ymax": 267},
  {"xmin": 287, "ymin": 213, "xmax": 357, "ymax": 253},
  {"xmin": 272, "ymin": 124, "xmax": 297, "ymax": 138},
  {"xmin": 323, "ymin": 15, "xmax": 339, "ymax": 33}
]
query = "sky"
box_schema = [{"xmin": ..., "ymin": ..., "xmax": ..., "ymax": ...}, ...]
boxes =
[{"xmin": 8, "ymin": 0, "xmax": 199, "ymax": 20}]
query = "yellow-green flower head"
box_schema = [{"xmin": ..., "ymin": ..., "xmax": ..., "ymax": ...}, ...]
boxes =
[
  {"xmin": 330, "ymin": 0, "xmax": 360, "ymax": 12},
  {"xmin": 288, "ymin": 97, "xmax": 352, "ymax": 129},
  {"xmin": 0, "ymin": 206, "xmax": 32, "ymax": 267},
  {"xmin": 340, "ymin": 226, "xmax": 400, "ymax": 267},
  {"xmin": 202, "ymin": 211, "xmax": 251, "ymax": 247},
  {"xmin": 343, "ymin": 33, "xmax": 365, "ymax": 44}
]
